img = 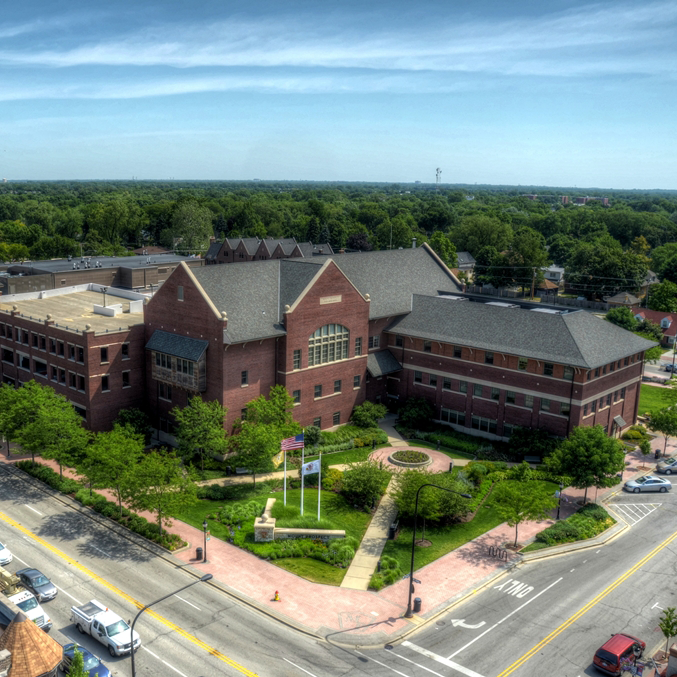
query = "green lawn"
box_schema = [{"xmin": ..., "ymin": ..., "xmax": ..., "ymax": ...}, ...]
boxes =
[
  {"xmin": 273, "ymin": 557, "xmax": 346, "ymax": 585},
  {"xmin": 302, "ymin": 446, "xmax": 375, "ymax": 465},
  {"xmin": 380, "ymin": 480, "xmax": 558, "ymax": 572},
  {"xmin": 639, "ymin": 384, "xmax": 677, "ymax": 417}
]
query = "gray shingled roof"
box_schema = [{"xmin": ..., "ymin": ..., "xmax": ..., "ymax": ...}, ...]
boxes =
[
  {"xmin": 457, "ymin": 251, "xmax": 476, "ymax": 265},
  {"xmin": 146, "ymin": 329, "xmax": 209, "ymax": 361},
  {"xmin": 279, "ymin": 259, "xmax": 322, "ymax": 314},
  {"xmin": 387, "ymin": 295, "xmax": 656, "ymax": 369},
  {"xmin": 297, "ymin": 242, "xmax": 334, "ymax": 257},
  {"xmin": 367, "ymin": 350, "xmax": 402, "ymax": 377},
  {"xmin": 205, "ymin": 242, "xmax": 221, "ymax": 260}
]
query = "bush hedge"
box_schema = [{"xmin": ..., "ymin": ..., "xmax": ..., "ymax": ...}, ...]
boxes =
[
  {"xmin": 533, "ymin": 503, "xmax": 614, "ymax": 547},
  {"xmin": 406, "ymin": 429, "xmax": 482, "ymax": 455},
  {"xmin": 16, "ymin": 461, "xmax": 185, "ymax": 551},
  {"xmin": 369, "ymin": 555, "xmax": 403, "ymax": 591}
]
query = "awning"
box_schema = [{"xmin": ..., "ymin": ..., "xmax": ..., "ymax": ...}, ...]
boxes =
[
  {"xmin": 367, "ymin": 350, "xmax": 403, "ymax": 378},
  {"xmin": 146, "ymin": 330, "xmax": 209, "ymax": 361},
  {"xmin": 613, "ymin": 415, "xmax": 627, "ymax": 428}
]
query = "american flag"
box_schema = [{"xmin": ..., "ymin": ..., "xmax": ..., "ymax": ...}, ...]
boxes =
[{"xmin": 281, "ymin": 433, "xmax": 304, "ymax": 450}]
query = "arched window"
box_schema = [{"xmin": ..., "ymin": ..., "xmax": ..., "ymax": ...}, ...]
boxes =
[{"xmin": 308, "ymin": 324, "xmax": 350, "ymax": 366}]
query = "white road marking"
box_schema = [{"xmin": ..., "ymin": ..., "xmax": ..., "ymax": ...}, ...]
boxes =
[
  {"xmin": 390, "ymin": 648, "xmax": 448, "ymax": 676},
  {"xmin": 354, "ymin": 650, "xmax": 410, "ymax": 677},
  {"xmin": 371, "ymin": 611, "xmax": 379, "ymax": 616},
  {"xmin": 24, "ymin": 505, "xmax": 43, "ymax": 516},
  {"xmin": 450, "ymin": 619, "xmax": 486, "ymax": 629},
  {"xmin": 449, "ymin": 577, "xmax": 563, "ymax": 659},
  {"xmin": 570, "ymin": 569, "xmax": 575, "ymax": 572},
  {"xmin": 12, "ymin": 553, "xmax": 29, "ymax": 566},
  {"xmin": 174, "ymin": 594, "xmax": 200, "ymax": 611},
  {"xmin": 90, "ymin": 545, "xmax": 111, "ymax": 558},
  {"xmin": 283, "ymin": 657, "xmax": 320, "ymax": 677},
  {"xmin": 400, "ymin": 643, "xmax": 487, "ymax": 677},
  {"xmin": 142, "ymin": 646, "xmax": 189, "ymax": 677},
  {"xmin": 607, "ymin": 503, "xmax": 660, "ymax": 526},
  {"xmin": 54, "ymin": 584, "xmax": 83, "ymax": 605},
  {"xmin": 652, "ymin": 602, "xmax": 664, "ymax": 610}
]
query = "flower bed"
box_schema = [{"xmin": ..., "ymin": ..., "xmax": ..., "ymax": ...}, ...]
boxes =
[{"xmin": 389, "ymin": 449, "xmax": 431, "ymax": 468}]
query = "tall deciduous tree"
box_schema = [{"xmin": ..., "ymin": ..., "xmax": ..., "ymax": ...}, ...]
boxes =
[
  {"xmin": 606, "ymin": 307, "xmax": 639, "ymax": 331},
  {"xmin": 545, "ymin": 425, "xmax": 625, "ymax": 503},
  {"xmin": 171, "ymin": 200, "xmax": 214, "ymax": 253},
  {"xmin": 124, "ymin": 450, "xmax": 197, "ymax": 535},
  {"xmin": 648, "ymin": 280, "xmax": 677, "ymax": 313},
  {"xmin": 649, "ymin": 407, "xmax": 677, "ymax": 457},
  {"xmin": 493, "ymin": 481, "xmax": 558, "ymax": 547},
  {"xmin": 428, "ymin": 231, "xmax": 457, "ymax": 267},
  {"xmin": 172, "ymin": 396, "xmax": 228, "ymax": 471},
  {"xmin": 81, "ymin": 425, "xmax": 145, "ymax": 516}
]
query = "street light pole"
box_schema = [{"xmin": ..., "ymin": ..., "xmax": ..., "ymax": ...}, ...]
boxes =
[
  {"xmin": 202, "ymin": 519, "xmax": 208, "ymax": 563},
  {"xmin": 405, "ymin": 483, "xmax": 471, "ymax": 618},
  {"xmin": 130, "ymin": 573, "xmax": 212, "ymax": 677}
]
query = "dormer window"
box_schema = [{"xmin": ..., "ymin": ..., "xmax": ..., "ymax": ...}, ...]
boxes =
[{"xmin": 662, "ymin": 318, "xmax": 671, "ymax": 329}]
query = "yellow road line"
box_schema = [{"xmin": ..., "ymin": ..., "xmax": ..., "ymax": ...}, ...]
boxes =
[
  {"xmin": 0, "ymin": 511, "xmax": 258, "ymax": 677},
  {"xmin": 495, "ymin": 527, "xmax": 677, "ymax": 677}
]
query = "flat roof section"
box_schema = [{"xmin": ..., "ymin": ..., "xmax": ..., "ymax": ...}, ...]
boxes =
[
  {"xmin": 8, "ymin": 253, "xmax": 198, "ymax": 275},
  {"xmin": 0, "ymin": 290, "xmax": 145, "ymax": 335}
]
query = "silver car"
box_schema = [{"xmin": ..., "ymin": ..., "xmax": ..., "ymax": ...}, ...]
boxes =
[
  {"xmin": 624, "ymin": 475, "xmax": 672, "ymax": 493},
  {"xmin": 15, "ymin": 568, "xmax": 58, "ymax": 602},
  {"xmin": 656, "ymin": 457, "xmax": 677, "ymax": 475},
  {"xmin": 0, "ymin": 542, "xmax": 12, "ymax": 565}
]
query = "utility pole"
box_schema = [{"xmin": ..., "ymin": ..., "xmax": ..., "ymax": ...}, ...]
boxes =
[{"xmin": 435, "ymin": 168, "xmax": 442, "ymax": 191}]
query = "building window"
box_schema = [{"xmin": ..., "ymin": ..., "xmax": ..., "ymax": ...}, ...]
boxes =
[
  {"xmin": 122, "ymin": 371, "xmax": 130, "ymax": 388},
  {"xmin": 503, "ymin": 424, "xmax": 515, "ymax": 437},
  {"xmin": 594, "ymin": 368, "xmax": 600, "ymax": 377},
  {"xmin": 606, "ymin": 394, "xmax": 611, "ymax": 407},
  {"xmin": 610, "ymin": 362, "xmax": 615, "ymax": 372},
  {"xmin": 583, "ymin": 404, "xmax": 588, "ymax": 416},
  {"xmin": 440, "ymin": 408, "xmax": 465, "ymax": 426},
  {"xmin": 59, "ymin": 368, "xmax": 66, "ymax": 384},
  {"xmin": 77, "ymin": 346, "xmax": 84, "ymax": 363},
  {"xmin": 618, "ymin": 360, "xmax": 622, "ymax": 368},
  {"xmin": 100, "ymin": 347, "xmax": 108, "ymax": 363},
  {"xmin": 459, "ymin": 381, "xmax": 468, "ymax": 393},
  {"xmin": 308, "ymin": 324, "xmax": 350, "ymax": 366},
  {"xmin": 121, "ymin": 343, "xmax": 129, "ymax": 360},
  {"xmin": 591, "ymin": 400, "xmax": 596, "ymax": 412},
  {"xmin": 518, "ymin": 357, "xmax": 528, "ymax": 371},
  {"xmin": 563, "ymin": 366, "xmax": 574, "ymax": 380},
  {"xmin": 58, "ymin": 341, "xmax": 65, "ymax": 357},
  {"xmin": 355, "ymin": 337, "xmax": 363, "ymax": 355},
  {"xmin": 69, "ymin": 372, "xmax": 77, "ymax": 388},
  {"xmin": 424, "ymin": 341, "xmax": 432, "ymax": 353},
  {"xmin": 50, "ymin": 365, "xmax": 57, "ymax": 381},
  {"xmin": 541, "ymin": 398, "xmax": 550, "ymax": 411},
  {"xmin": 334, "ymin": 379, "xmax": 342, "ymax": 393},
  {"xmin": 473, "ymin": 383, "xmax": 483, "ymax": 397},
  {"xmin": 0, "ymin": 323, "xmax": 4, "ymax": 338},
  {"xmin": 49, "ymin": 338, "xmax": 56, "ymax": 354},
  {"xmin": 313, "ymin": 417, "xmax": 322, "ymax": 428},
  {"xmin": 525, "ymin": 394, "xmax": 534, "ymax": 408},
  {"xmin": 77, "ymin": 375, "xmax": 85, "ymax": 391},
  {"xmin": 621, "ymin": 387, "xmax": 626, "ymax": 399},
  {"xmin": 73, "ymin": 405, "xmax": 86, "ymax": 420},
  {"xmin": 33, "ymin": 359, "xmax": 47, "ymax": 377},
  {"xmin": 599, "ymin": 397, "xmax": 604, "ymax": 408},
  {"xmin": 333, "ymin": 412, "xmax": 341, "ymax": 426},
  {"xmin": 240, "ymin": 408, "xmax": 247, "ymax": 420},
  {"xmin": 544, "ymin": 363, "xmax": 554, "ymax": 376},
  {"xmin": 443, "ymin": 377, "xmax": 451, "ymax": 390},
  {"xmin": 602, "ymin": 365, "xmax": 607, "ymax": 375},
  {"xmin": 471, "ymin": 416, "xmax": 497, "ymax": 434},
  {"xmin": 32, "ymin": 333, "xmax": 38, "ymax": 348},
  {"xmin": 241, "ymin": 370, "xmax": 248, "ymax": 386},
  {"xmin": 561, "ymin": 402, "xmax": 571, "ymax": 416},
  {"xmin": 491, "ymin": 387, "xmax": 500, "ymax": 400},
  {"xmin": 368, "ymin": 336, "xmax": 380, "ymax": 349},
  {"xmin": 614, "ymin": 390, "xmax": 619, "ymax": 402},
  {"xmin": 18, "ymin": 354, "xmax": 30, "ymax": 371},
  {"xmin": 453, "ymin": 346, "xmax": 462, "ymax": 358},
  {"xmin": 624, "ymin": 357, "xmax": 629, "ymax": 366},
  {"xmin": 159, "ymin": 383, "xmax": 172, "ymax": 401},
  {"xmin": 414, "ymin": 371, "xmax": 423, "ymax": 383},
  {"xmin": 292, "ymin": 390, "xmax": 301, "ymax": 404},
  {"xmin": 39, "ymin": 335, "xmax": 46, "ymax": 351},
  {"xmin": 587, "ymin": 370, "xmax": 591, "ymax": 381},
  {"xmin": 68, "ymin": 344, "xmax": 75, "ymax": 361},
  {"xmin": 429, "ymin": 374, "xmax": 438, "ymax": 387},
  {"xmin": 102, "ymin": 375, "xmax": 110, "ymax": 392},
  {"xmin": 395, "ymin": 336, "xmax": 403, "ymax": 348},
  {"xmin": 1, "ymin": 348, "xmax": 12, "ymax": 364},
  {"xmin": 353, "ymin": 375, "xmax": 361, "ymax": 388},
  {"xmin": 177, "ymin": 286, "xmax": 184, "ymax": 301},
  {"xmin": 314, "ymin": 384, "xmax": 322, "ymax": 398},
  {"xmin": 485, "ymin": 351, "xmax": 494, "ymax": 365},
  {"xmin": 292, "ymin": 349, "xmax": 301, "ymax": 370}
]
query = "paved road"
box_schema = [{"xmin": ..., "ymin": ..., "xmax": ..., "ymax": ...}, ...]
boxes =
[{"xmin": 2, "ymin": 464, "xmax": 677, "ymax": 677}]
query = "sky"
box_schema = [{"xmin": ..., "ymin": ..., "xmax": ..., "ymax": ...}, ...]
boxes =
[{"xmin": 1, "ymin": 0, "xmax": 675, "ymax": 188}]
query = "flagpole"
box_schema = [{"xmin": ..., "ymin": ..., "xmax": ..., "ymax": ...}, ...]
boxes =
[
  {"xmin": 283, "ymin": 449, "xmax": 287, "ymax": 506},
  {"xmin": 300, "ymin": 443, "xmax": 305, "ymax": 517},
  {"xmin": 317, "ymin": 448, "xmax": 322, "ymax": 521}
]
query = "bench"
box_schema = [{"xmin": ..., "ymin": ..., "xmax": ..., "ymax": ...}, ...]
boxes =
[
  {"xmin": 235, "ymin": 467, "xmax": 250, "ymax": 475},
  {"xmin": 524, "ymin": 456, "xmax": 541, "ymax": 464}
]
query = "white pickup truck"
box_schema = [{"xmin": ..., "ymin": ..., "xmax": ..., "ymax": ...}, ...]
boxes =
[{"xmin": 70, "ymin": 600, "xmax": 141, "ymax": 657}]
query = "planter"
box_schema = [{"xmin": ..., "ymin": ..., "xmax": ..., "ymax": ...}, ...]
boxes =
[{"xmin": 388, "ymin": 450, "xmax": 432, "ymax": 468}]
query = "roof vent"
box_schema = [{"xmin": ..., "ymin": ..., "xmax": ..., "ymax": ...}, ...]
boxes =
[{"xmin": 365, "ymin": 293, "xmax": 371, "ymax": 301}]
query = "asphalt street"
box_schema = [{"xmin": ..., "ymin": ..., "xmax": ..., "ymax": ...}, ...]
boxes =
[{"xmin": 2, "ymin": 465, "xmax": 677, "ymax": 677}]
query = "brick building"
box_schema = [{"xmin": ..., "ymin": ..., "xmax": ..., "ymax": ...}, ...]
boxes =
[
  {"xmin": 204, "ymin": 237, "xmax": 333, "ymax": 265},
  {"xmin": 0, "ymin": 285, "xmax": 146, "ymax": 431}
]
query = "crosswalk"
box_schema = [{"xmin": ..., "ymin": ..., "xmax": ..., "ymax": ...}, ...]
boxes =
[{"xmin": 607, "ymin": 502, "xmax": 661, "ymax": 525}]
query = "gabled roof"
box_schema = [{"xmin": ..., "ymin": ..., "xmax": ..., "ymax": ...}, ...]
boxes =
[
  {"xmin": 239, "ymin": 238, "xmax": 261, "ymax": 255},
  {"xmin": 297, "ymin": 242, "xmax": 334, "ymax": 257},
  {"xmin": 456, "ymin": 251, "xmax": 476, "ymax": 265},
  {"xmin": 367, "ymin": 350, "xmax": 402, "ymax": 377},
  {"xmin": 146, "ymin": 330, "xmax": 209, "ymax": 361},
  {"xmin": 606, "ymin": 292, "xmax": 640, "ymax": 305},
  {"xmin": 0, "ymin": 611, "xmax": 62, "ymax": 677},
  {"xmin": 387, "ymin": 295, "xmax": 656, "ymax": 369},
  {"xmin": 631, "ymin": 306, "xmax": 677, "ymax": 336},
  {"xmin": 205, "ymin": 241, "xmax": 221, "ymax": 260}
]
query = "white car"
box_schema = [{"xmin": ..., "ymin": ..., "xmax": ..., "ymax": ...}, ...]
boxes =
[{"xmin": 0, "ymin": 542, "xmax": 12, "ymax": 565}]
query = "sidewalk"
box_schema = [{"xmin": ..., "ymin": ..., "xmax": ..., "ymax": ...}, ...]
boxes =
[{"xmin": 0, "ymin": 434, "xmax": 671, "ymax": 647}]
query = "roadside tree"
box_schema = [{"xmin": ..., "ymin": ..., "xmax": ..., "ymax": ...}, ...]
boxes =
[
  {"xmin": 659, "ymin": 607, "xmax": 677, "ymax": 656},
  {"xmin": 172, "ymin": 396, "xmax": 228, "ymax": 471},
  {"xmin": 493, "ymin": 481, "xmax": 557, "ymax": 547},
  {"xmin": 65, "ymin": 646, "xmax": 87, "ymax": 677},
  {"xmin": 545, "ymin": 425, "xmax": 625, "ymax": 503},
  {"xmin": 649, "ymin": 407, "xmax": 677, "ymax": 457}
]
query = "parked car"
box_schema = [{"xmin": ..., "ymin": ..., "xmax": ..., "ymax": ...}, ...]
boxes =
[
  {"xmin": 666, "ymin": 364, "xmax": 676, "ymax": 372},
  {"xmin": 593, "ymin": 633, "xmax": 645, "ymax": 675},
  {"xmin": 15, "ymin": 568, "xmax": 57, "ymax": 602},
  {"xmin": 61, "ymin": 643, "xmax": 111, "ymax": 677},
  {"xmin": 656, "ymin": 456, "xmax": 677, "ymax": 475},
  {"xmin": 0, "ymin": 543, "xmax": 11, "ymax": 566},
  {"xmin": 624, "ymin": 475, "xmax": 672, "ymax": 493}
]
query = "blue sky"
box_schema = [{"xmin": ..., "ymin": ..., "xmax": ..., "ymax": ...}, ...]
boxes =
[{"xmin": 1, "ymin": 0, "xmax": 675, "ymax": 187}]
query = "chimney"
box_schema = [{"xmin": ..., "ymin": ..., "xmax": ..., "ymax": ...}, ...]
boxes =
[{"xmin": 412, "ymin": 238, "xmax": 417, "ymax": 248}]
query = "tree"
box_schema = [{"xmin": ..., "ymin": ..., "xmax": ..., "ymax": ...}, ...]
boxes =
[
  {"xmin": 659, "ymin": 607, "xmax": 677, "ymax": 656},
  {"xmin": 636, "ymin": 318, "xmax": 664, "ymax": 342},
  {"xmin": 351, "ymin": 401, "xmax": 387, "ymax": 429},
  {"xmin": 649, "ymin": 280, "xmax": 677, "ymax": 313},
  {"xmin": 0, "ymin": 384, "xmax": 19, "ymax": 454},
  {"xmin": 545, "ymin": 425, "xmax": 625, "ymax": 503},
  {"xmin": 171, "ymin": 200, "xmax": 214, "ymax": 252},
  {"xmin": 649, "ymin": 407, "xmax": 677, "ymax": 457},
  {"xmin": 398, "ymin": 396, "xmax": 435, "ymax": 430},
  {"xmin": 493, "ymin": 481, "xmax": 558, "ymax": 547},
  {"xmin": 428, "ymin": 231, "xmax": 457, "ymax": 267},
  {"xmin": 605, "ymin": 307, "xmax": 638, "ymax": 332},
  {"xmin": 124, "ymin": 450, "xmax": 197, "ymax": 535},
  {"xmin": 172, "ymin": 396, "xmax": 228, "ymax": 471},
  {"xmin": 115, "ymin": 407, "xmax": 152, "ymax": 444},
  {"xmin": 341, "ymin": 460, "xmax": 392, "ymax": 511},
  {"xmin": 505, "ymin": 226, "xmax": 550, "ymax": 296},
  {"xmin": 81, "ymin": 425, "xmax": 144, "ymax": 516},
  {"xmin": 642, "ymin": 342, "xmax": 664, "ymax": 364},
  {"xmin": 304, "ymin": 425, "xmax": 321, "ymax": 447},
  {"xmin": 65, "ymin": 645, "xmax": 88, "ymax": 677},
  {"xmin": 347, "ymin": 232, "xmax": 372, "ymax": 251},
  {"xmin": 450, "ymin": 215, "xmax": 513, "ymax": 257}
]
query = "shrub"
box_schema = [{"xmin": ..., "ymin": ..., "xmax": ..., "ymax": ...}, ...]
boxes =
[
  {"xmin": 351, "ymin": 401, "xmax": 388, "ymax": 428},
  {"xmin": 465, "ymin": 463, "xmax": 488, "ymax": 485},
  {"xmin": 391, "ymin": 450, "xmax": 429, "ymax": 464},
  {"xmin": 393, "ymin": 469, "xmax": 471, "ymax": 522},
  {"xmin": 507, "ymin": 461, "xmax": 534, "ymax": 482},
  {"xmin": 534, "ymin": 504, "xmax": 614, "ymax": 546},
  {"xmin": 370, "ymin": 574, "xmax": 385, "ymax": 591},
  {"xmin": 340, "ymin": 460, "xmax": 392, "ymax": 510},
  {"xmin": 322, "ymin": 468, "xmax": 343, "ymax": 492},
  {"xmin": 398, "ymin": 397, "xmax": 436, "ymax": 430}
]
